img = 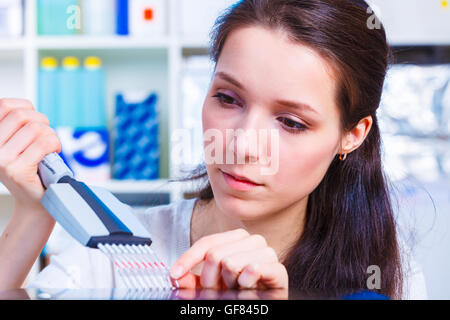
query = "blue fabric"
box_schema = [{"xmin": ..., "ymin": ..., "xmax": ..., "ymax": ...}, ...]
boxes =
[{"xmin": 342, "ymin": 290, "xmax": 390, "ymax": 300}]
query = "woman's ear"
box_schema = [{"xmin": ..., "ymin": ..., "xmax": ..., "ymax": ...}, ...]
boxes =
[{"xmin": 340, "ymin": 115, "xmax": 373, "ymax": 155}]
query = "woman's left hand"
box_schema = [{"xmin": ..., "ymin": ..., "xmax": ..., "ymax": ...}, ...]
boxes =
[{"xmin": 169, "ymin": 228, "xmax": 289, "ymax": 290}]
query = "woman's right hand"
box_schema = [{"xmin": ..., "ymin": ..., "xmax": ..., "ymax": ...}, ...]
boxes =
[{"xmin": 0, "ymin": 98, "xmax": 62, "ymax": 210}]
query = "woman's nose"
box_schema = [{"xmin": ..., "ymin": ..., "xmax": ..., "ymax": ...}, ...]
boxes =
[
  {"xmin": 226, "ymin": 128, "xmax": 259, "ymax": 164},
  {"xmin": 225, "ymin": 111, "xmax": 269, "ymax": 165}
]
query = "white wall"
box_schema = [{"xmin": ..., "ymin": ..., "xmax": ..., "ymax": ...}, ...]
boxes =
[
  {"xmin": 394, "ymin": 179, "xmax": 450, "ymax": 299},
  {"xmin": 368, "ymin": 0, "xmax": 450, "ymax": 45}
]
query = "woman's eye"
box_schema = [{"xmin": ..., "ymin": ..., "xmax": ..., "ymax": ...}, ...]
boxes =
[
  {"xmin": 212, "ymin": 92, "xmax": 240, "ymax": 107},
  {"xmin": 278, "ymin": 117, "xmax": 307, "ymax": 134}
]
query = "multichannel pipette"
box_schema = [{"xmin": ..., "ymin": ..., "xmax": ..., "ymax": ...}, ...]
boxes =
[{"xmin": 37, "ymin": 152, "xmax": 177, "ymax": 290}]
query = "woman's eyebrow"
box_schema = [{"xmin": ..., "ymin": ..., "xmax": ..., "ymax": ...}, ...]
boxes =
[
  {"xmin": 215, "ymin": 71, "xmax": 245, "ymax": 90},
  {"xmin": 215, "ymin": 71, "xmax": 319, "ymax": 116},
  {"xmin": 274, "ymin": 99, "xmax": 319, "ymax": 116}
]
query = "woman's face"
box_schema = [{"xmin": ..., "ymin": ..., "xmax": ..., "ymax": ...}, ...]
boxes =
[{"xmin": 202, "ymin": 26, "xmax": 343, "ymax": 221}]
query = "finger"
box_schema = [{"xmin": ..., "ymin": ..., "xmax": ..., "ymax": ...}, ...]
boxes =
[
  {"xmin": 237, "ymin": 262, "xmax": 288, "ymax": 290},
  {"xmin": 0, "ymin": 98, "xmax": 34, "ymax": 120},
  {"xmin": 0, "ymin": 109, "xmax": 49, "ymax": 146},
  {"xmin": 170, "ymin": 228, "xmax": 249, "ymax": 279},
  {"xmin": 0, "ymin": 122, "xmax": 52, "ymax": 162},
  {"xmin": 257, "ymin": 263, "xmax": 289, "ymax": 289},
  {"xmin": 200, "ymin": 234, "xmax": 268, "ymax": 289},
  {"xmin": 221, "ymin": 247, "xmax": 278, "ymax": 289},
  {"xmin": 236, "ymin": 263, "xmax": 260, "ymax": 289},
  {"xmin": 14, "ymin": 133, "xmax": 61, "ymax": 168},
  {"xmin": 175, "ymin": 271, "xmax": 201, "ymax": 289}
]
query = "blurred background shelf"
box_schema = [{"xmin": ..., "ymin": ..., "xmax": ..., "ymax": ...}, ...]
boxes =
[
  {"xmin": 0, "ymin": 36, "xmax": 212, "ymax": 50},
  {"xmin": 35, "ymin": 35, "xmax": 174, "ymax": 49},
  {"xmin": 0, "ymin": 38, "xmax": 26, "ymax": 50},
  {"xmin": 0, "ymin": 0, "xmax": 219, "ymax": 203}
]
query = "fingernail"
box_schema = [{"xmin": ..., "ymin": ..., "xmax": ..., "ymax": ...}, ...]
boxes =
[{"xmin": 170, "ymin": 265, "xmax": 184, "ymax": 279}]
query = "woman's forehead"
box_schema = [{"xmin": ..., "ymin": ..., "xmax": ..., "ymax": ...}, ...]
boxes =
[{"xmin": 215, "ymin": 26, "xmax": 339, "ymax": 118}]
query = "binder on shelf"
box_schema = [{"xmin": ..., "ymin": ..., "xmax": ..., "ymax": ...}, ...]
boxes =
[
  {"xmin": 81, "ymin": 0, "xmax": 115, "ymax": 35},
  {"xmin": 37, "ymin": 0, "xmax": 79, "ymax": 35},
  {"xmin": 113, "ymin": 92, "xmax": 160, "ymax": 180},
  {"xmin": 0, "ymin": 0, "xmax": 23, "ymax": 37},
  {"xmin": 115, "ymin": 0, "xmax": 129, "ymax": 35}
]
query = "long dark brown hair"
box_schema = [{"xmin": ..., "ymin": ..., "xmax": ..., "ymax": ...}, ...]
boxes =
[{"xmin": 172, "ymin": 0, "xmax": 403, "ymax": 299}]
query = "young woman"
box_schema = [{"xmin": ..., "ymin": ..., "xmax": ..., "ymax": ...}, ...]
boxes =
[{"xmin": 0, "ymin": 0, "xmax": 426, "ymax": 299}]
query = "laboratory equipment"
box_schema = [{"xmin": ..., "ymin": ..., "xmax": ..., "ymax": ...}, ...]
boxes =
[
  {"xmin": 38, "ymin": 152, "xmax": 176, "ymax": 290},
  {"xmin": 58, "ymin": 56, "xmax": 82, "ymax": 127},
  {"xmin": 81, "ymin": 56, "xmax": 107, "ymax": 127},
  {"xmin": 38, "ymin": 57, "xmax": 59, "ymax": 128}
]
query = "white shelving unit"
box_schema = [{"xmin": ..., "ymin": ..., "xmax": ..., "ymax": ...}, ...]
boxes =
[{"xmin": 0, "ymin": 0, "xmax": 231, "ymax": 202}]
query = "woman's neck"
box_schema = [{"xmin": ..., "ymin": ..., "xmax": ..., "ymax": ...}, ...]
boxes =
[{"xmin": 190, "ymin": 196, "xmax": 308, "ymax": 262}]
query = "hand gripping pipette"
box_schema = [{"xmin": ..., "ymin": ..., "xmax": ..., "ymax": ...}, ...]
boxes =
[{"xmin": 37, "ymin": 152, "xmax": 177, "ymax": 290}]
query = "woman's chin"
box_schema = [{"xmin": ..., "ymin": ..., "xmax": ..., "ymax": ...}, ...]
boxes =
[{"xmin": 215, "ymin": 192, "xmax": 264, "ymax": 220}]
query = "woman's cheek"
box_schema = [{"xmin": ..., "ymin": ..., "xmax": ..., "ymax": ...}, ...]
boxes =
[
  {"xmin": 275, "ymin": 137, "xmax": 335, "ymax": 195},
  {"xmin": 202, "ymin": 101, "xmax": 235, "ymax": 138},
  {"xmin": 202, "ymin": 101, "xmax": 215, "ymax": 133}
]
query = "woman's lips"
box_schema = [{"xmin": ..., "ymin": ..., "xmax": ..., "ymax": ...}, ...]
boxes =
[{"xmin": 220, "ymin": 169, "xmax": 263, "ymax": 191}]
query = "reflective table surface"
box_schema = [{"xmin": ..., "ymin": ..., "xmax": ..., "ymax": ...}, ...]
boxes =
[{"xmin": 0, "ymin": 288, "xmax": 389, "ymax": 300}]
